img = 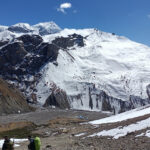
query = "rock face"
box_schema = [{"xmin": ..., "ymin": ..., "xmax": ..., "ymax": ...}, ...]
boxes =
[
  {"xmin": 17, "ymin": 34, "xmax": 43, "ymax": 52},
  {"xmin": 0, "ymin": 22, "xmax": 150, "ymax": 113},
  {"xmin": 0, "ymin": 42, "xmax": 27, "ymax": 67},
  {"xmin": 44, "ymin": 89, "xmax": 70, "ymax": 109},
  {"xmin": 0, "ymin": 33, "xmax": 85, "ymax": 106},
  {"xmin": 0, "ymin": 35, "xmax": 60, "ymax": 77},
  {"xmin": 0, "ymin": 33, "xmax": 84, "ymax": 77},
  {"xmin": 52, "ymin": 34, "xmax": 85, "ymax": 49},
  {"xmin": 68, "ymin": 84, "xmax": 150, "ymax": 114},
  {"xmin": 0, "ymin": 78, "xmax": 32, "ymax": 114}
]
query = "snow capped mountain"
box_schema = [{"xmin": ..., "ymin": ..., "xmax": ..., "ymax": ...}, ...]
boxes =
[
  {"xmin": 36, "ymin": 28, "xmax": 150, "ymax": 112},
  {"xmin": 33, "ymin": 21, "xmax": 61, "ymax": 35},
  {"xmin": 0, "ymin": 22, "xmax": 61, "ymax": 40},
  {"xmin": 8, "ymin": 23, "xmax": 34, "ymax": 33},
  {"xmin": 0, "ymin": 22, "xmax": 150, "ymax": 113}
]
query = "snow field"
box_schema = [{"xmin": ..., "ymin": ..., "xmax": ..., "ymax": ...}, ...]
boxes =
[{"xmin": 88, "ymin": 105, "xmax": 150, "ymax": 139}]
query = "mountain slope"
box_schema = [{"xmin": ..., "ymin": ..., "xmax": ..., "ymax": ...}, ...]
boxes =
[
  {"xmin": 0, "ymin": 78, "xmax": 32, "ymax": 114},
  {"xmin": 37, "ymin": 28, "xmax": 150, "ymax": 113},
  {"xmin": 0, "ymin": 22, "xmax": 150, "ymax": 113}
]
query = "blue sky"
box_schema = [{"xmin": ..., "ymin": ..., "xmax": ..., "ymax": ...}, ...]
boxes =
[{"xmin": 0, "ymin": 0, "xmax": 150, "ymax": 46}]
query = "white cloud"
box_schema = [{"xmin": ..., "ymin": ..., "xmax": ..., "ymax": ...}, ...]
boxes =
[{"xmin": 57, "ymin": 3, "xmax": 72, "ymax": 14}]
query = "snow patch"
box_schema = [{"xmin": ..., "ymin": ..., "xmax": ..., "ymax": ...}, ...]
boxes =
[
  {"xmin": 89, "ymin": 117, "xmax": 150, "ymax": 139},
  {"xmin": 0, "ymin": 139, "xmax": 27, "ymax": 148},
  {"xmin": 89, "ymin": 105, "xmax": 150, "ymax": 125}
]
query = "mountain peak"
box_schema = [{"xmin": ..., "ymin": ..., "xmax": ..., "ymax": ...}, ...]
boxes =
[
  {"xmin": 33, "ymin": 21, "xmax": 61, "ymax": 35},
  {"xmin": 8, "ymin": 23, "xmax": 33, "ymax": 33},
  {"xmin": 0, "ymin": 21, "xmax": 61, "ymax": 36}
]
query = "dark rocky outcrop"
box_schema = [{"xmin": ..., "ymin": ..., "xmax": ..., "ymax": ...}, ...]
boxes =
[
  {"xmin": 0, "ymin": 33, "xmax": 84, "ymax": 77},
  {"xmin": 17, "ymin": 34, "xmax": 43, "ymax": 52},
  {"xmin": 37, "ymin": 43, "xmax": 59, "ymax": 62},
  {"xmin": 0, "ymin": 35, "xmax": 59, "ymax": 77},
  {"xmin": 0, "ymin": 33, "xmax": 84, "ymax": 80},
  {"xmin": 52, "ymin": 33, "xmax": 85, "ymax": 49},
  {"xmin": 0, "ymin": 42, "xmax": 27, "ymax": 65},
  {"xmin": 43, "ymin": 88, "xmax": 70, "ymax": 109}
]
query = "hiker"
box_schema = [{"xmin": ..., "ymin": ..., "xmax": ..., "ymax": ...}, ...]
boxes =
[
  {"xmin": 28, "ymin": 136, "xmax": 41, "ymax": 150},
  {"xmin": 28, "ymin": 136, "xmax": 35, "ymax": 150},
  {"xmin": 2, "ymin": 136, "xmax": 14, "ymax": 150},
  {"xmin": 34, "ymin": 136, "xmax": 41, "ymax": 150}
]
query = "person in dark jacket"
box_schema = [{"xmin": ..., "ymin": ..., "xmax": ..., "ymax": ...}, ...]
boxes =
[
  {"xmin": 2, "ymin": 136, "xmax": 14, "ymax": 150},
  {"xmin": 28, "ymin": 135, "xmax": 35, "ymax": 150}
]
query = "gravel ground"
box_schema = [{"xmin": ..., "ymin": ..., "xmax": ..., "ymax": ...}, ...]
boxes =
[
  {"xmin": 1, "ymin": 108, "xmax": 150, "ymax": 150},
  {"xmin": 0, "ymin": 107, "xmax": 110, "ymax": 125}
]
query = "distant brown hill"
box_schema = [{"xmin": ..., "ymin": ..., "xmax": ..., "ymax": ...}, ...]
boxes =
[{"xmin": 0, "ymin": 78, "xmax": 33, "ymax": 114}]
